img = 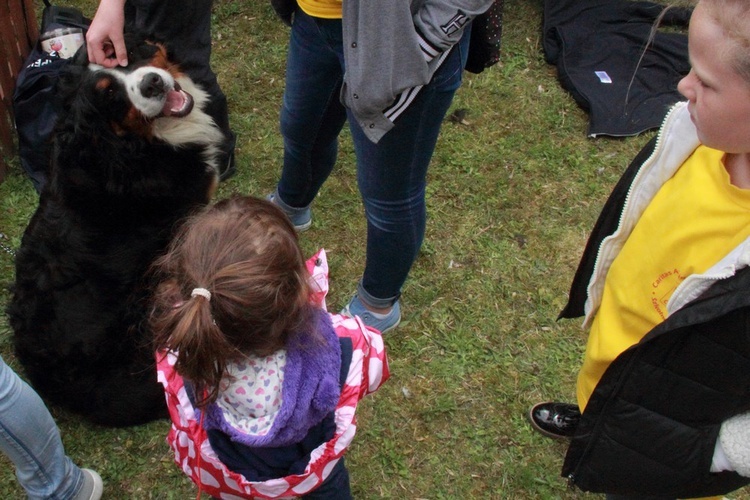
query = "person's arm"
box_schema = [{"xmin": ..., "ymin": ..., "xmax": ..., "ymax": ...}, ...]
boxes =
[
  {"xmin": 86, "ymin": 0, "xmax": 128, "ymax": 67},
  {"xmin": 413, "ymin": 0, "xmax": 494, "ymax": 60}
]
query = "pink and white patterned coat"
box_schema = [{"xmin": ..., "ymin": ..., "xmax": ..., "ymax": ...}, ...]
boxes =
[{"xmin": 156, "ymin": 249, "xmax": 390, "ymax": 499}]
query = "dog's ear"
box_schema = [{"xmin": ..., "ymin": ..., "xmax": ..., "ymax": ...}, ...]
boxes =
[
  {"xmin": 122, "ymin": 30, "xmax": 162, "ymax": 66},
  {"xmin": 71, "ymin": 43, "xmax": 89, "ymax": 67},
  {"xmin": 56, "ymin": 46, "xmax": 88, "ymax": 98}
]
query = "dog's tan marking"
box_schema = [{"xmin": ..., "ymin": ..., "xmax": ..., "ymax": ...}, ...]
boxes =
[
  {"xmin": 149, "ymin": 43, "xmax": 187, "ymax": 82},
  {"xmin": 118, "ymin": 107, "xmax": 154, "ymax": 138},
  {"xmin": 95, "ymin": 77, "xmax": 112, "ymax": 92}
]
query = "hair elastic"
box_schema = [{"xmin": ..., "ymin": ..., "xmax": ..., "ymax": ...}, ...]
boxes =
[{"xmin": 191, "ymin": 288, "xmax": 212, "ymax": 301}]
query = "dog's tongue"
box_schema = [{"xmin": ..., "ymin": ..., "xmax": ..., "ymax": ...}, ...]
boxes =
[{"xmin": 162, "ymin": 86, "xmax": 194, "ymax": 117}]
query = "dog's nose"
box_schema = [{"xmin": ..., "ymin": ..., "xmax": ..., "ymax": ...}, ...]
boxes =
[{"xmin": 139, "ymin": 72, "xmax": 166, "ymax": 98}]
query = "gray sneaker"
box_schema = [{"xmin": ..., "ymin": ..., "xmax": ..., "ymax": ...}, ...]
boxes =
[
  {"xmin": 341, "ymin": 294, "xmax": 401, "ymax": 334},
  {"xmin": 73, "ymin": 469, "xmax": 103, "ymax": 500},
  {"xmin": 267, "ymin": 191, "xmax": 312, "ymax": 232}
]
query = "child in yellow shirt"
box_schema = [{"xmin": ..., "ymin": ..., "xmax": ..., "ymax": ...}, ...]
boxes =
[{"xmin": 531, "ymin": 1, "xmax": 750, "ymax": 498}]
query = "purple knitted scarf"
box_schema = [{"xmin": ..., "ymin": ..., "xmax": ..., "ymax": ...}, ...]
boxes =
[{"xmin": 200, "ymin": 310, "xmax": 342, "ymax": 447}]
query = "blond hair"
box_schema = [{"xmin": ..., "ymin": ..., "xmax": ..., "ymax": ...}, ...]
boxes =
[{"xmin": 701, "ymin": 0, "xmax": 750, "ymax": 83}]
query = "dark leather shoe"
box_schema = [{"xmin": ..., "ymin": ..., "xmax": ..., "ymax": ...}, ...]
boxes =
[{"xmin": 528, "ymin": 402, "xmax": 580, "ymax": 439}]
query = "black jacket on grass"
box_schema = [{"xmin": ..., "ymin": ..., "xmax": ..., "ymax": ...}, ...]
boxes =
[
  {"xmin": 543, "ymin": 0, "xmax": 691, "ymax": 137},
  {"xmin": 559, "ymin": 102, "xmax": 750, "ymax": 497}
]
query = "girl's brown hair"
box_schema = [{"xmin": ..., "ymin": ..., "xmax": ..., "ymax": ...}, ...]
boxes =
[{"xmin": 150, "ymin": 195, "xmax": 317, "ymax": 406}]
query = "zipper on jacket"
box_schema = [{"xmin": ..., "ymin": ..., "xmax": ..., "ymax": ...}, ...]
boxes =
[
  {"xmin": 667, "ymin": 249, "xmax": 749, "ymax": 314},
  {"xmin": 583, "ymin": 103, "xmax": 680, "ymax": 325}
]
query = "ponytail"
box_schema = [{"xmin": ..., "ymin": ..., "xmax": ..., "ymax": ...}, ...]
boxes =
[{"xmin": 151, "ymin": 281, "xmax": 232, "ymax": 407}]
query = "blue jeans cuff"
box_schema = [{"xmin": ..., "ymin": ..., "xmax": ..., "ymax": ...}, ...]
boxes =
[
  {"xmin": 356, "ymin": 281, "xmax": 399, "ymax": 309},
  {"xmin": 274, "ymin": 188, "xmax": 311, "ymax": 213}
]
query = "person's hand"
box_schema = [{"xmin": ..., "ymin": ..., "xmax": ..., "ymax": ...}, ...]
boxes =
[{"xmin": 86, "ymin": 0, "xmax": 128, "ymax": 67}]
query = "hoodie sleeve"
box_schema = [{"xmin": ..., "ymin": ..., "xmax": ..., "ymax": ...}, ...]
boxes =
[
  {"xmin": 413, "ymin": 0, "xmax": 495, "ymax": 62},
  {"xmin": 341, "ymin": 0, "xmax": 493, "ymax": 142}
]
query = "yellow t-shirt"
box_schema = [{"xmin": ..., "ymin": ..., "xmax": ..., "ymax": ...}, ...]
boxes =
[
  {"xmin": 577, "ymin": 145, "xmax": 750, "ymax": 410},
  {"xmin": 297, "ymin": 0, "xmax": 342, "ymax": 19}
]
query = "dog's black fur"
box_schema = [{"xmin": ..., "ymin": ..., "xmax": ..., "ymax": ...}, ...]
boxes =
[{"xmin": 7, "ymin": 33, "xmax": 224, "ymax": 426}]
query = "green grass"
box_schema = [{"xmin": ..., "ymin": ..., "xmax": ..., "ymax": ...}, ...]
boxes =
[{"xmin": 0, "ymin": 0, "xmax": 746, "ymax": 498}]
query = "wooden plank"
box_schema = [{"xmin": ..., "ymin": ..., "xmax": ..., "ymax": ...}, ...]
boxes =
[
  {"xmin": 0, "ymin": 0, "xmax": 38, "ymax": 183},
  {"xmin": 5, "ymin": 0, "xmax": 26, "ymax": 79},
  {"xmin": 22, "ymin": 0, "xmax": 38, "ymax": 45},
  {"xmin": 0, "ymin": 0, "xmax": 19, "ymax": 160},
  {"xmin": 0, "ymin": 0, "xmax": 16, "ymax": 101}
]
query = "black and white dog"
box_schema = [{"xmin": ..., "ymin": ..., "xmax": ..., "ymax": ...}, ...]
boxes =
[{"xmin": 7, "ymin": 32, "xmax": 224, "ymax": 426}]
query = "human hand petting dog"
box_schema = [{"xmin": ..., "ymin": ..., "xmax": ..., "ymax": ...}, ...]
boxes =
[{"xmin": 87, "ymin": 0, "xmax": 128, "ymax": 67}]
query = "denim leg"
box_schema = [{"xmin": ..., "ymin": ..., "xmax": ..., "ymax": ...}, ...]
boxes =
[
  {"xmin": 302, "ymin": 458, "xmax": 351, "ymax": 500},
  {"xmin": 277, "ymin": 11, "xmax": 348, "ymax": 208},
  {"xmin": 0, "ymin": 356, "xmax": 82, "ymax": 499},
  {"xmin": 350, "ymin": 29, "xmax": 471, "ymax": 303}
]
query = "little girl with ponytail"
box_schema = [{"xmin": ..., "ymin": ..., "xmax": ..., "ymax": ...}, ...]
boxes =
[{"xmin": 151, "ymin": 195, "xmax": 389, "ymax": 499}]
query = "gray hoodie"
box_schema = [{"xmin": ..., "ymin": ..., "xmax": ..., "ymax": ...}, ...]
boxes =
[{"xmin": 340, "ymin": 0, "xmax": 493, "ymax": 142}]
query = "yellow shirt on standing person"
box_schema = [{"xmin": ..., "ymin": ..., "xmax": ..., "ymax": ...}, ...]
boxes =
[
  {"xmin": 577, "ymin": 145, "xmax": 750, "ymax": 411},
  {"xmin": 297, "ymin": 0, "xmax": 342, "ymax": 18}
]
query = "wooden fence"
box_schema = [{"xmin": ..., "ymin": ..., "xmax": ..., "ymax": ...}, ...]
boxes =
[{"xmin": 0, "ymin": 0, "xmax": 38, "ymax": 184}]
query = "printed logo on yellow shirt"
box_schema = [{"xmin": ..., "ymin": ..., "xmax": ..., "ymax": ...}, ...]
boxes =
[{"xmin": 650, "ymin": 268, "xmax": 687, "ymax": 320}]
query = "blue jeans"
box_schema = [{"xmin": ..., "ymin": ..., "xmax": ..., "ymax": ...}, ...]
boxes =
[
  {"xmin": 0, "ymin": 356, "xmax": 83, "ymax": 499},
  {"xmin": 277, "ymin": 9, "xmax": 469, "ymax": 305}
]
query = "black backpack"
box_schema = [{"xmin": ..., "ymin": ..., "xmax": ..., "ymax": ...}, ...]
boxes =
[
  {"xmin": 465, "ymin": 0, "xmax": 504, "ymax": 74},
  {"xmin": 12, "ymin": 0, "xmax": 90, "ymax": 193}
]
